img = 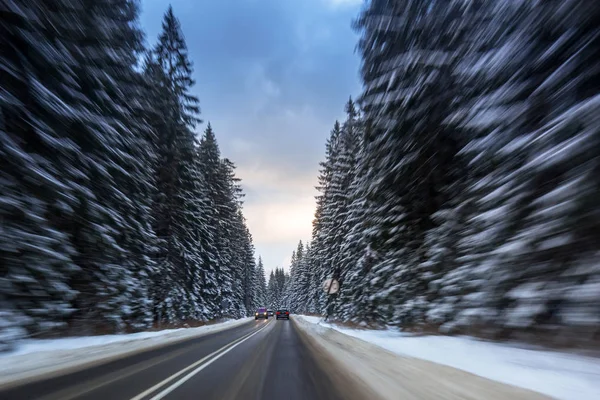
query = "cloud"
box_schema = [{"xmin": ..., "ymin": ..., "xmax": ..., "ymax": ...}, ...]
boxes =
[
  {"xmin": 237, "ymin": 165, "xmax": 317, "ymax": 195},
  {"xmin": 281, "ymin": 254, "xmax": 292, "ymax": 270},
  {"xmin": 219, "ymin": 103, "xmax": 338, "ymax": 274},
  {"xmin": 245, "ymin": 194, "xmax": 314, "ymax": 275},
  {"xmin": 220, "ymin": 103, "xmax": 332, "ymax": 186},
  {"xmin": 244, "ymin": 196, "xmax": 315, "ymax": 245},
  {"xmin": 244, "ymin": 62, "xmax": 282, "ymax": 115}
]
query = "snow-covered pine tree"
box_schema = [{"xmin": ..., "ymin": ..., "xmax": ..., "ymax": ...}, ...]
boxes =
[
  {"xmin": 76, "ymin": 0, "xmax": 160, "ymax": 333},
  {"xmin": 143, "ymin": 54, "xmax": 182, "ymax": 323},
  {"xmin": 238, "ymin": 215, "xmax": 256, "ymax": 317},
  {"xmin": 423, "ymin": 1, "xmax": 535, "ymax": 333},
  {"xmin": 186, "ymin": 147, "xmax": 218, "ymax": 321},
  {"xmin": 302, "ymin": 245, "xmax": 319, "ymax": 314},
  {"xmin": 426, "ymin": 1, "xmax": 600, "ymax": 341},
  {"xmin": 253, "ymin": 257, "xmax": 268, "ymax": 309},
  {"xmin": 148, "ymin": 5, "xmax": 209, "ymax": 323},
  {"xmin": 312, "ymin": 122, "xmax": 342, "ymax": 314},
  {"xmin": 197, "ymin": 124, "xmax": 235, "ymax": 317},
  {"xmin": 336, "ymin": 106, "xmax": 369, "ymax": 322},
  {"xmin": 288, "ymin": 248, "xmax": 298, "ymax": 311},
  {"xmin": 286, "ymin": 0, "xmax": 600, "ymax": 345},
  {"xmin": 0, "ymin": 1, "xmax": 258, "ymax": 344},
  {"xmin": 265, "ymin": 267, "xmax": 284, "ymax": 310},
  {"xmin": 0, "ymin": 0, "xmax": 84, "ymax": 342},
  {"xmin": 154, "ymin": 6, "xmax": 202, "ymax": 128},
  {"xmin": 226, "ymin": 210, "xmax": 244, "ymax": 318},
  {"xmin": 326, "ymin": 99, "xmax": 362, "ymax": 318},
  {"xmin": 459, "ymin": 1, "xmax": 600, "ymax": 336},
  {"xmin": 267, "ymin": 271, "xmax": 276, "ymax": 309},
  {"xmin": 291, "ymin": 241, "xmax": 312, "ymax": 313},
  {"xmin": 99, "ymin": 10, "xmax": 159, "ymax": 332},
  {"xmin": 305, "ymin": 241, "xmax": 325, "ymax": 314},
  {"xmin": 280, "ymin": 272, "xmax": 291, "ymax": 309},
  {"xmin": 1, "ymin": 0, "xmax": 163, "ymax": 337},
  {"xmin": 276, "ymin": 268, "xmax": 288, "ymax": 309},
  {"xmin": 351, "ymin": 0, "xmax": 473, "ymax": 326},
  {"xmin": 282, "ymin": 251, "xmax": 296, "ymax": 310},
  {"xmin": 221, "ymin": 158, "xmax": 247, "ymax": 317},
  {"xmin": 221, "ymin": 161, "xmax": 250, "ymax": 318}
]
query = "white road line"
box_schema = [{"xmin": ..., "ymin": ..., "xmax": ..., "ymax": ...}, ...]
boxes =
[
  {"xmin": 129, "ymin": 320, "xmax": 271, "ymax": 400},
  {"xmin": 38, "ymin": 348, "xmax": 189, "ymax": 400}
]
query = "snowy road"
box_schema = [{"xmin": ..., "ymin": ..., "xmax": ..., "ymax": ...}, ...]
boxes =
[{"xmin": 0, "ymin": 319, "xmax": 368, "ymax": 400}]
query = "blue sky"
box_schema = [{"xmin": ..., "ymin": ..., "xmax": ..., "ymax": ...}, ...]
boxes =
[{"xmin": 140, "ymin": 0, "xmax": 362, "ymax": 274}]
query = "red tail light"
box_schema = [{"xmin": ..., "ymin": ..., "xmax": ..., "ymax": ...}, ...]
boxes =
[
  {"xmin": 276, "ymin": 311, "xmax": 280, "ymax": 315},
  {"xmin": 286, "ymin": 311, "xmax": 289, "ymax": 315}
]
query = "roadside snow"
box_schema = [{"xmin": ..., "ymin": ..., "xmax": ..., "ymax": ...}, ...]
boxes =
[
  {"xmin": 0, "ymin": 317, "xmax": 252, "ymax": 387},
  {"xmin": 297, "ymin": 315, "xmax": 600, "ymax": 400},
  {"xmin": 300, "ymin": 315, "xmax": 325, "ymax": 325},
  {"xmin": 294, "ymin": 316, "xmax": 548, "ymax": 400}
]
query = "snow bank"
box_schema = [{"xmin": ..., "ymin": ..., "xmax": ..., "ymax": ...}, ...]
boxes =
[
  {"xmin": 294, "ymin": 315, "xmax": 548, "ymax": 400},
  {"xmin": 0, "ymin": 317, "xmax": 252, "ymax": 387},
  {"xmin": 297, "ymin": 315, "xmax": 600, "ymax": 400}
]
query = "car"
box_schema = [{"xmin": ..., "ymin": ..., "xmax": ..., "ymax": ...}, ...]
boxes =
[
  {"xmin": 267, "ymin": 310, "xmax": 274, "ymax": 317},
  {"xmin": 276, "ymin": 309, "xmax": 290, "ymax": 320},
  {"xmin": 255, "ymin": 308, "xmax": 268, "ymax": 320}
]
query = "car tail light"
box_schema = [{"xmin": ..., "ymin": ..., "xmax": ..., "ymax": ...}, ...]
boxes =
[
  {"xmin": 276, "ymin": 311, "xmax": 280, "ymax": 315},
  {"xmin": 286, "ymin": 311, "xmax": 289, "ymax": 315}
]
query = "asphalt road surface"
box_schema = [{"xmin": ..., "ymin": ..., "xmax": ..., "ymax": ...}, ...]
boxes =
[{"xmin": 0, "ymin": 318, "xmax": 362, "ymax": 400}]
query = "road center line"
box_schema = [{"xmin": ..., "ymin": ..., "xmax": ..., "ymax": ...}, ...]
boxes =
[{"xmin": 129, "ymin": 320, "xmax": 271, "ymax": 400}]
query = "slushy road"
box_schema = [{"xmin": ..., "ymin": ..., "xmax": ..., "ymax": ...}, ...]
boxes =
[{"xmin": 0, "ymin": 318, "xmax": 366, "ymax": 400}]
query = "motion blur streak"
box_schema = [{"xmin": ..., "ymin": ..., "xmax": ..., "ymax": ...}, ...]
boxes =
[{"xmin": 1, "ymin": 1, "xmax": 600, "ymax": 399}]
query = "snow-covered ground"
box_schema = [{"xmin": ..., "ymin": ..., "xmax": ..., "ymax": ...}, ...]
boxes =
[
  {"xmin": 298, "ymin": 315, "xmax": 600, "ymax": 400},
  {"xmin": 0, "ymin": 317, "xmax": 252, "ymax": 387}
]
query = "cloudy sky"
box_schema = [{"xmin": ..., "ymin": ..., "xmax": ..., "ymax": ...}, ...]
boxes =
[{"xmin": 140, "ymin": 0, "xmax": 362, "ymax": 275}]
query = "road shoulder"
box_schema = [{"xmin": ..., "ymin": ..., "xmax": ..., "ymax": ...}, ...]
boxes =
[
  {"xmin": 292, "ymin": 318, "xmax": 383, "ymax": 400},
  {"xmin": 293, "ymin": 316, "xmax": 551, "ymax": 400},
  {"xmin": 0, "ymin": 317, "xmax": 253, "ymax": 390}
]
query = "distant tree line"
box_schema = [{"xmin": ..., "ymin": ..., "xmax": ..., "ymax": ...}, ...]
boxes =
[
  {"xmin": 0, "ymin": 2, "xmax": 265, "ymax": 348},
  {"xmin": 284, "ymin": 0, "xmax": 600, "ymax": 345},
  {"xmin": 267, "ymin": 267, "xmax": 288, "ymax": 310}
]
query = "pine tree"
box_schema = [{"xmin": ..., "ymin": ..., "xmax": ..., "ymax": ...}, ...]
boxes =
[
  {"xmin": 0, "ymin": 1, "xmax": 259, "ymax": 346},
  {"xmin": 278, "ymin": 268, "xmax": 288, "ymax": 309},
  {"xmin": 253, "ymin": 257, "xmax": 267, "ymax": 309},
  {"xmin": 288, "ymin": 1, "xmax": 600, "ymax": 343},
  {"xmin": 224, "ymin": 182, "xmax": 253, "ymax": 319},
  {"xmin": 0, "ymin": 0, "xmax": 81, "ymax": 341},
  {"xmin": 267, "ymin": 271, "xmax": 276, "ymax": 309},
  {"xmin": 154, "ymin": 6, "xmax": 201, "ymax": 128},
  {"xmin": 312, "ymin": 122, "xmax": 342, "ymax": 314},
  {"xmin": 290, "ymin": 242, "xmax": 301, "ymax": 311},
  {"xmin": 269, "ymin": 267, "xmax": 289, "ymax": 310},
  {"xmin": 302, "ymin": 99, "xmax": 365, "ymax": 318},
  {"xmin": 91, "ymin": 1, "xmax": 159, "ymax": 332},
  {"xmin": 346, "ymin": 0, "xmax": 472, "ymax": 326},
  {"xmin": 240, "ymin": 218, "xmax": 256, "ymax": 316},
  {"xmin": 219, "ymin": 158, "xmax": 247, "ymax": 317},
  {"xmin": 326, "ymin": 99, "xmax": 362, "ymax": 318},
  {"xmin": 337, "ymin": 114, "xmax": 369, "ymax": 322},
  {"xmin": 454, "ymin": 1, "xmax": 600, "ymax": 333},
  {"xmin": 71, "ymin": 0, "xmax": 152, "ymax": 333},
  {"xmin": 196, "ymin": 124, "xmax": 233, "ymax": 317},
  {"xmin": 0, "ymin": 0, "xmax": 164, "ymax": 338},
  {"xmin": 147, "ymin": 5, "xmax": 210, "ymax": 323}
]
